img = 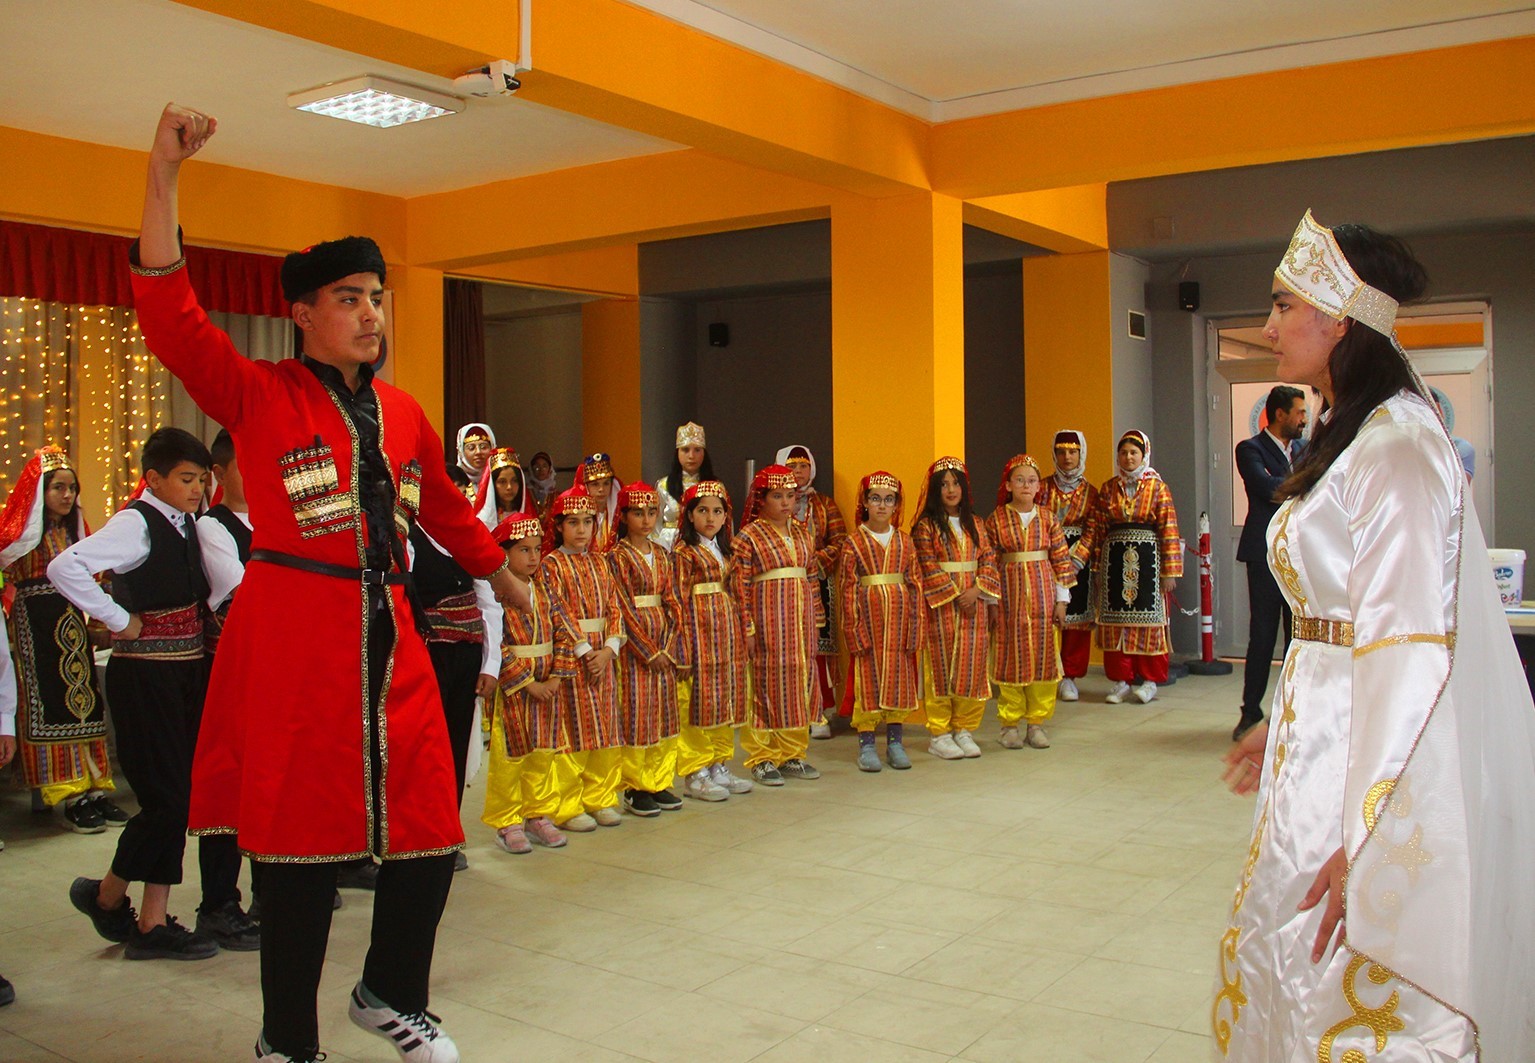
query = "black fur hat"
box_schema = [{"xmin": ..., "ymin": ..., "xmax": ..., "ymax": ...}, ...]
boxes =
[{"xmin": 281, "ymin": 236, "xmax": 386, "ymax": 302}]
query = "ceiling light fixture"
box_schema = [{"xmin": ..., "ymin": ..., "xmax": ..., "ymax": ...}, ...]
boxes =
[{"xmin": 287, "ymin": 76, "xmax": 464, "ymax": 128}]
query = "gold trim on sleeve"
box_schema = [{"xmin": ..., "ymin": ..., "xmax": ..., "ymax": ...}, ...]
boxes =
[
  {"xmin": 129, "ymin": 257, "xmax": 186, "ymax": 277},
  {"xmin": 1351, "ymin": 632, "xmax": 1454, "ymax": 659}
]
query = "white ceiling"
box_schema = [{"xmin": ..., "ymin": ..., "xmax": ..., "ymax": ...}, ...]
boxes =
[
  {"xmin": 0, "ymin": 0, "xmax": 681, "ymax": 197},
  {"xmin": 630, "ymin": 0, "xmax": 1535, "ymax": 119}
]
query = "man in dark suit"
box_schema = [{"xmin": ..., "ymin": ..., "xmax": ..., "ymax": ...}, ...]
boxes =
[{"xmin": 1234, "ymin": 385, "xmax": 1308, "ymax": 740}]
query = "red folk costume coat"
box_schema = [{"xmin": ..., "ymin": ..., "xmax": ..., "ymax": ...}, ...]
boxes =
[
  {"xmin": 130, "ymin": 267, "xmax": 505, "ymax": 862},
  {"xmin": 911, "ymin": 516, "xmax": 1001, "ymax": 701},
  {"xmin": 1036, "ymin": 477, "xmax": 1099, "ymax": 631},
  {"xmin": 730, "ymin": 520, "xmax": 820, "ymax": 730},
  {"xmin": 673, "ymin": 541, "xmax": 747, "ymax": 729},
  {"xmin": 539, "ymin": 549, "xmax": 625, "ymax": 750},
  {"xmin": 1074, "ymin": 475, "xmax": 1183, "ymax": 656},
  {"xmin": 838, "ymin": 527, "xmax": 924, "ymax": 711},
  {"xmin": 984, "ymin": 505, "xmax": 1075, "ymax": 685},
  {"xmin": 608, "ymin": 540, "xmax": 683, "ymax": 747},
  {"xmin": 498, "ymin": 579, "xmax": 580, "ymax": 758}
]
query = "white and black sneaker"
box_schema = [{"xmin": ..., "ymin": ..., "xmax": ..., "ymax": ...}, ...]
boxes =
[
  {"xmin": 253, "ymin": 1037, "xmax": 326, "ymax": 1062},
  {"xmin": 348, "ymin": 983, "xmax": 459, "ymax": 1062}
]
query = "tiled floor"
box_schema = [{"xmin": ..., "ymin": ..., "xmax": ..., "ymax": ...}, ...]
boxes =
[{"xmin": 0, "ymin": 665, "xmax": 1260, "ymax": 1062}]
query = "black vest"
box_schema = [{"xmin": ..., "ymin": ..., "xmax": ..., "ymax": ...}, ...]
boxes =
[
  {"xmin": 204, "ymin": 504, "xmax": 253, "ymax": 565},
  {"xmin": 408, "ymin": 524, "xmax": 472, "ymax": 608},
  {"xmin": 111, "ymin": 501, "xmax": 211, "ymax": 613}
]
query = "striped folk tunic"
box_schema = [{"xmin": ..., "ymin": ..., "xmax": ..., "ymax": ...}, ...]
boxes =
[
  {"xmin": 1037, "ymin": 477, "xmax": 1099, "ymax": 630},
  {"xmin": 497, "ymin": 579, "xmax": 580, "ymax": 758},
  {"xmin": 540, "ymin": 549, "xmax": 626, "ymax": 750},
  {"xmin": 673, "ymin": 541, "xmax": 747, "ymax": 729},
  {"xmin": 985, "ymin": 505, "xmax": 1075, "ymax": 685},
  {"xmin": 731, "ymin": 519, "xmax": 820, "ymax": 730},
  {"xmin": 800, "ymin": 491, "xmax": 848, "ymax": 656},
  {"xmin": 608, "ymin": 540, "xmax": 683, "ymax": 747},
  {"xmin": 1075, "ymin": 475, "xmax": 1183, "ymax": 655},
  {"xmin": 911, "ymin": 515, "xmax": 1001, "ymax": 700},
  {"xmin": 838, "ymin": 526, "xmax": 925, "ymax": 711}
]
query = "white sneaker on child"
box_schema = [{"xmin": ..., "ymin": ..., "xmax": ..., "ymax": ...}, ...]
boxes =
[
  {"xmin": 348, "ymin": 983, "xmax": 460, "ymax": 1062},
  {"xmin": 1105, "ymin": 681, "xmax": 1132, "ymax": 704},
  {"xmin": 927, "ymin": 733, "xmax": 964, "ymax": 760},
  {"xmin": 684, "ymin": 769, "xmax": 729, "ymax": 801},
  {"xmin": 1025, "ymin": 724, "xmax": 1052, "ymax": 749},
  {"xmin": 709, "ymin": 763, "xmax": 753, "ymax": 794},
  {"xmin": 1132, "ymin": 682, "xmax": 1158, "ymax": 704},
  {"xmin": 1058, "ymin": 677, "xmax": 1079, "ymax": 702},
  {"xmin": 953, "ymin": 730, "xmax": 982, "ymax": 758}
]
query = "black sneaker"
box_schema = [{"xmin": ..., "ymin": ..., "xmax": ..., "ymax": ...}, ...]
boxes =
[
  {"xmin": 651, "ymin": 788, "xmax": 682, "ymax": 812},
  {"xmin": 89, "ymin": 794, "xmax": 130, "ymax": 827},
  {"xmin": 124, "ymin": 916, "xmax": 219, "ymax": 961},
  {"xmin": 62, "ymin": 798, "xmax": 107, "ymax": 835},
  {"xmin": 0, "ymin": 975, "xmax": 14, "ymax": 1008},
  {"xmin": 778, "ymin": 758, "xmax": 822, "ymax": 780},
  {"xmin": 196, "ymin": 900, "xmax": 261, "ymax": 952},
  {"xmin": 453, "ymin": 850, "xmax": 468, "ymax": 873},
  {"xmin": 69, "ymin": 877, "xmax": 138, "ymax": 943},
  {"xmin": 622, "ymin": 789, "xmax": 660, "ymax": 817},
  {"xmin": 335, "ymin": 858, "xmax": 379, "ymax": 891}
]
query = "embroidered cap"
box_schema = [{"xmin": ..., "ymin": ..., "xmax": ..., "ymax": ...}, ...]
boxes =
[
  {"xmin": 1275, "ymin": 210, "xmax": 1398, "ymax": 338},
  {"xmin": 674, "ymin": 422, "xmax": 706, "ymax": 449},
  {"xmin": 996, "ymin": 454, "xmax": 1041, "ymax": 506},
  {"xmin": 682, "ymin": 480, "xmax": 730, "ymax": 507},
  {"xmin": 618, "ymin": 481, "xmax": 660, "ymax": 510},
  {"xmin": 580, "ymin": 453, "xmax": 614, "ymax": 483},
  {"xmin": 493, "ymin": 514, "xmax": 542, "ymax": 546}
]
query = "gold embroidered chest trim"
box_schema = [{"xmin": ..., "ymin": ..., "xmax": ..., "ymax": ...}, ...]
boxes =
[
  {"xmin": 1317, "ymin": 954, "xmax": 1405, "ymax": 1063},
  {"xmin": 1270, "ymin": 501, "xmax": 1307, "ymax": 612}
]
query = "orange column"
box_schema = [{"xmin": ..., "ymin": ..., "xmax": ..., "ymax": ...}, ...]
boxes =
[
  {"xmin": 580, "ymin": 299, "xmax": 643, "ymax": 476},
  {"xmin": 830, "ymin": 192, "xmax": 966, "ymax": 521},
  {"xmin": 388, "ymin": 265, "xmax": 446, "ymax": 436}
]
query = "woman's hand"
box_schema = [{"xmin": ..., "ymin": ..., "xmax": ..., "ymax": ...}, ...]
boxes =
[
  {"xmin": 1299, "ymin": 846, "xmax": 1348, "ymax": 962},
  {"xmin": 475, "ymin": 673, "xmax": 497, "ymax": 699},
  {"xmin": 1221, "ymin": 722, "xmax": 1268, "ymax": 795},
  {"xmin": 1052, "ymin": 601, "xmax": 1067, "ymax": 625}
]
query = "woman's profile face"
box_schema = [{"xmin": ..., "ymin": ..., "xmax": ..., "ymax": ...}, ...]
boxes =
[{"xmin": 1265, "ymin": 285, "xmax": 1346, "ymax": 393}]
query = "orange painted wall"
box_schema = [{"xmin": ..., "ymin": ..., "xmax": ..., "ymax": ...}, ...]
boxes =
[
  {"xmin": 580, "ymin": 299, "xmax": 643, "ymax": 478},
  {"xmin": 1023, "ymin": 253, "xmax": 1116, "ymax": 486},
  {"xmin": 463, "ymin": 245, "xmax": 640, "ymax": 297}
]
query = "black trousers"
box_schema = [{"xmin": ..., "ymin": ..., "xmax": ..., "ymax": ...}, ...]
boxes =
[
  {"xmin": 105, "ymin": 656, "xmax": 207, "ymax": 886},
  {"xmin": 1241, "ymin": 559, "xmax": 1293, "ymax": 719},
  {"xmin": 428, "ymin": 640, "xmax": 482, "ymax": 807},
  {"xmin": 197, "ymin": 834, "xmax": 244, "ymax": 909}
]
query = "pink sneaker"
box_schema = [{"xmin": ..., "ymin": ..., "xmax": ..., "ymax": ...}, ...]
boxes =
[
  {"xmin": 524, "ymin": 817, "xmax": 567, "ymax": 849},
  {"xmin": 494, "ymin": 824, "xmax": 532, "ymax": 854}
]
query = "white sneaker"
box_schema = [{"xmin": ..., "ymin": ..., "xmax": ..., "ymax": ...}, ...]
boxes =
[
  {"xmin": 1132, "ymin": 682, "xmax": 1158, "ymax": 704},
  {"xmin": 348, "ymin": 983, "xmax": 460, "ymax": 1062},
  {"xmin": 683, "ymin": 769, "xmax": 729, "ymax": 802},
  {"xmin": 254, "ymin": 1039, "xmax": 321, "ymax": 1063},
  {"xmin": 709, "ymin": 763, "xmax": 753, "ymax": 794},
  {"xmin": 559, "ymin": 812, "xmax": 597, "ymax": 833},
  {"xmin": 953, "ymin": 730, "xmax": 982, "ymax": 758},
  {"xmin": 997, "ymin": 726, "xmax": 1025, "ymax": 750},
  {"xmin": 593, "ymin": 806, "xmax": 622, "ymax": 827},
  {"xmin": 1025, "ymin": 724, "xmax": 1052, "ymax": 749},
  {"xmin": 809, "ymin": 718, "xmax": 832, "ymax": 740},
  {"xmin": 1105, "ymin": 681, "xmax": 1132, "ymax": 704},
  {"xmin": 927, "ymin": 733, "xmax": 964, "ymax": 760},
  {"xmin": 1058, "ymin": 677, "xmax": 1079, "ymax": 702}
]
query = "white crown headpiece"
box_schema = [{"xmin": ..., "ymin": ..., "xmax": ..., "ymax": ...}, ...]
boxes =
[
  {"xmin": 1275, "ymin": 210, "xmax": 1398, "ymax": 338},
  {"xmin": 675, "ymin": 422, "xmax": 706, "ymax": 449}
]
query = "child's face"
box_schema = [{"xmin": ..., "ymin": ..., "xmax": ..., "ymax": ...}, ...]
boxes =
[
  {"xmin": 762, "ymin": 487, "xmax": 795, "ymax": 523},
  {"xmin": 461, "ymin": 436, "xmax": 492, "ymax": 471},
  {"xmin": 939, "ymin": 471, "xmax": 963, "ymax": 514},
  {"xmin": 495, "ymin": 467, "xmax": 521, "ymax": 508},
  {"xmin": 1008, "ymin": 465, "xmax": 1040, "ymax": 508},
  {"xmin": 1117, "ymin": 442, "xmax": 1144, "ymax": 473},
  {"xmin": 560, "ymin": 512, "xmax": 595, "ymax": 552},
  {"xmin": 788, "ymin": 460, "xmax": 813, "ymax": 490},
  {"xmin": 44, "ymin": 470, "xmax": 78, "ymax": 519},
  {"xmin": 213, "ymin": 457, "xmax": 243, "ymax": 500},
  {"xmin": 531, "ymin": 456, "xmax": 552, "ymax": 479},
  {"xmin": 148, "ymin": 461, "xmax": 207, "ymax": 514},
  {"xmin": 678, "ymin": 445, "xmax": 705, "ymax": 476},
  {"xmin": 504, "ymin": 535, "xmax": 542, "ymax": 577},
  {"xmin": 864, "ymin": 489, "xmax": 898, "ymax": 530},
  {"xmin": 587, "ymin": 475, "xmax": 612, "ymax": 504},
  {"xmin": 1054, "ymin": 446, "xmax": 1080, "ymax": 474},
  {"xmin": 623, "ymin": 503, "xmax": 658, "ymax": 539},
  {"xmin": 690, "ymin": 497, "xmax": 726, "ymax": 540}
]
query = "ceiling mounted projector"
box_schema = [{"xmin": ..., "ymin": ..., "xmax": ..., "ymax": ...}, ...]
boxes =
[{"xmin": 454, "ymin": 60, "xmax": 523, "ymax": 97}]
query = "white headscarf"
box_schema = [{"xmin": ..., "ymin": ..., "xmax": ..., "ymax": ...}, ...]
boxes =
[
  {"xmin": 1052, "ymin": 428, "xmax": 1088, "ymax": 493},
  {"xmin": 1115, "ymin": 429, "xmax": 1158, "ymax": 488},
  {"xmin": 774, "ymin": 444, "xmax": 816, "ymax": 522},
  {"xmin": 455, "ymin": 422, "xmax": 496, "ymax": 479}
]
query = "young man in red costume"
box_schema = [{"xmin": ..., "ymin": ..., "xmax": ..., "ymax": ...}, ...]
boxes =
[{"xmin": 127, "ymin": 103, "xmax": 528, "ymax": 1063}]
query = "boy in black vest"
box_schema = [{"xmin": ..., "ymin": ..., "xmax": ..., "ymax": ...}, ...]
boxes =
[{"xmin": 52, "ymin": 427, "xmax": 244, "ymax": 960}]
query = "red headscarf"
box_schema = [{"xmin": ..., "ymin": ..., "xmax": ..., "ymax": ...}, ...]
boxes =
[
  {"xmin": 995, "ymin": 454, "xmax": 1041, "ymax": 508},
  {"xmin": 542, "ymin": 485, "xmax": 597, "ymax": 555},
  {"xmin": 741, "ymin": 464, "xmax": 797, "ymax": 525},
  {"xmin": 856, "ymin": 470, "xmax": 903, "ymax": 526}
]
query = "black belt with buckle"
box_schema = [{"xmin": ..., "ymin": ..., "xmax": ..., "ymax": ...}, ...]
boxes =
[{"xmin": 250, "ymin": 549, "xmax": 431, "ymax": 635}]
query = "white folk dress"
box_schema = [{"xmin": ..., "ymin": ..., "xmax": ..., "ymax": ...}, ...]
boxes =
[{"xmin": 1214, "ymin": 391, "xmax": 1535, "ymax": 1062}]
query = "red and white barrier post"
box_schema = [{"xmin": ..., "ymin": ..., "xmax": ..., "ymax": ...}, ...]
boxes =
[{"xmin": 1186, "ymin": 511, "xmax": 1233, "ymax": 675}]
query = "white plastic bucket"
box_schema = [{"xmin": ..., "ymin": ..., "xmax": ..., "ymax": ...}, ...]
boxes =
[{"xmin": 1490, "ymin": 548, "xmax": 1526, "ymax": 607}]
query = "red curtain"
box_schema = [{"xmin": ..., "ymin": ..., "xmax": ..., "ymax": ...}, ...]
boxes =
[{"xmin": 0, "ymin": 219, "xmax": 288, "ymax": 317}]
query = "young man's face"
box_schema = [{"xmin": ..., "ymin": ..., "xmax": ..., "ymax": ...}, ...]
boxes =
[
  {"xmin": 939, "ymin": 471, "xmax": 963, "ymax": 514},
  {"xmin": 623, "ymin": 503, "xmax": 658, "ymax": 539},
  {"xmin": 1271, "ymin": 396, "xmax": 1309, "ymax": 441},
  {"xmin": 44, "ymin": 469, "xmax": 79, "ymax": 519},
  {"xmin": 462, "ymin": 436, "xmax": 492, "ymax": 471},
  {"xmin": 504, "ymin": 536, "xmax": 542, "ymax": 578},
  {"xmin": 678, "ymin": 445, "xmax": 705, "ymax": 476},
  {"xmin": 762, "ymin": 487, "xmax": 795, "ymax": 523},
  {"xmin": 690, "ymin": 496, "xmax": 727, "ymax": 540},
  {"xmin": 863, "ymin": 489, "xmax": 898, "ymax": 531},
  {"xmin": 560, "ymin": 512, "xmax": 595, "ymax": 552},
  {"xmin": 292, "ymin": 272, "xmax": 384, "ymax": 370},
  {"xmin": 1053, "ymin": 446, "xmax": 1080, "ymax": 474},
  {"xmin": 1007, "ymin": 465, "xmax": 1041, "ymax": 508},
  {"xmin": 148, "ymin": 460, "xmax": 207, "ymax": 514}
]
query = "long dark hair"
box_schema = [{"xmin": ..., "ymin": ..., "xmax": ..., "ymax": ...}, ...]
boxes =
[
  {"xmin": 1276, "ymin": 224, "xmax": 1429, "ymax": 501},
  {"xmin": 666, "ymin": 449, "xmax": 717, "ymax": 496},
  {"xmin": 678, "ymin": 492, "xmax": 734, "ymax": 554},
  {"xmin": 916, "ymin": 468, "xmax": 979, "ymax": 545},
  {"xmin": 43, "ymin": 469, "xmax": 83, "ymax": 544}
]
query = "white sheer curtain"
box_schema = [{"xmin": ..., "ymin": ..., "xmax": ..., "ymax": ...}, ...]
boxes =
[{"xmin": 169, "ymin": 310, "xmax": 293, "ymax": 443}]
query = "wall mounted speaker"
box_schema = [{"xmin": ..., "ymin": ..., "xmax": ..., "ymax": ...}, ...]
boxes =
[
  {"xmin": 708, "ymin": 322, "xmax": 730, "ymax": 347},
  {"xmin": 1178, "ymin": 282, "xmax": 1200, "ymax": 312}
]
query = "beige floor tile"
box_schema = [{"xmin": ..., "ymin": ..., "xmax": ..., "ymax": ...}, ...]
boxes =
[
  {"xmin": 1147, "ymin": 1029, "xmax": 1215, "ymax": 1061},
  {"xmin": 696, "ymin": 951, "xmax": 888, "ymax": 1022},
  {"xmin": 785, "ymin": 913, "xmax": 960, "ymax": 975},
  {"xmin": 753, "ymin": 1022, "xmax": 954, "ymax": 1062},
  {"xmin": 591, "ymin": 992, "xmax": 804, "ymax": 1063},
  {"xmin": 974, "ymin": 901, "xmax": 1138, "ymax": 957},
  {"xmin": 959, "ymin": 1001, "xmax": 1172, "ymax": 1063},
  {"xmin": 1094, "ymin": 913, "xmax": 1228, "ymax": 976},
  {"xmin": 1033, "ymin": 956, "xmax": 1213, "ymax": 1030},
  {"xmin": 819, "ymin": 975, "xmax": 1017, "ymax": 1055},
  {"xmin": 901, "ymin": 936, "xmax": 1084, "ymax": 1001}
]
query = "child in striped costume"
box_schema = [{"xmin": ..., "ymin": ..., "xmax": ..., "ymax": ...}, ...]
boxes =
[
  {"xmin": 839, "ymin": 472, "xmax": 924, "ymax": 772},
  {"xmin": 609, "ymin": 482, "xmax": 684, "ymax": 817},
  {"xmin": 540, "ymin": 486, "xmax": 627, "ymax": 830},
  {"xmin": 673, "ymin": 482, "xmax": 751, "ymax": 801},
  {"xmin": 985, "ymin": 455, "xmax": 1075, "ymax": 749}
]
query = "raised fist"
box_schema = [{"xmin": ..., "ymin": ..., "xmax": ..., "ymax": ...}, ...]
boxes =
[{"xmin": 150, "ymin": 103, "xmax": 217, "ymax": 166}]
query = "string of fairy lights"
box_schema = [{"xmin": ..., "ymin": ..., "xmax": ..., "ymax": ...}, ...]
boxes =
[{"xmin": 0, "ymin": 297, "xmax": 169, "ymax": 519}]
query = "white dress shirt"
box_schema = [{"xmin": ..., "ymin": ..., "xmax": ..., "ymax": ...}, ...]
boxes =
[
  {"xmin": 0, "ymin": 605, "xmax": 16, "ymax": 737},
  {"xmin": 410, "ymin": 529, "xmax": 504, "ymax": 678},
  {"xmin": 197, "ymin": 507, "xmax": 252, "ymax": 611},
  {"xmin": 47, "ymin": 490, "xmax": 244, "ymax": 633}
]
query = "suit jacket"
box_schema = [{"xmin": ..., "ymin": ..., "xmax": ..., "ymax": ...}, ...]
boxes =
[{"xmin": 1236, "ymin": 431, "xmax": 1292, "ymax": 564}]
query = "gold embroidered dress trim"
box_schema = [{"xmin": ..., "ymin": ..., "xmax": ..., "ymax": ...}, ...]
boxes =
[
  {"xmin": 1352, "ymin": 632, "xmax": 1454, "ymax": 658},
  {"xmin": 690, "ymin": 581, "xmax": 723, "ymax": 596},
  {"xmin": 859, "ymin": 573, "xmax": 905, "ymax": 587},
  {"xmin": 129, "ymin": 257, "xmax": 186, "ymax": 277},
  {"xmin": 1001, "ymin": 550, "xmax": 1049, "ymax": 564},
  {"xmin": 754, "ymin": 566, "xmax": 807, "ymax": 582},
  {"xmin": 632, "ymin": 594, "xmax": 663, "ymax": 608},
  {"xmin": 938, "ymin": 560, "xmax": 977, "ymax": 573},
  {"xmin": 1292, "ymin": 616, "xmax": 1355, "ymax": 646},
  {"xmin": 510, "ymin": 642, "xmax": 553, "ymax": 659}
]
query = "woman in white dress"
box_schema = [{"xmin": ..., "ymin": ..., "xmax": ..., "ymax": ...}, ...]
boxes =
[{"xmin": 1214, "ymin": 212, "xmax": 1535, "ymax": 1061}]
